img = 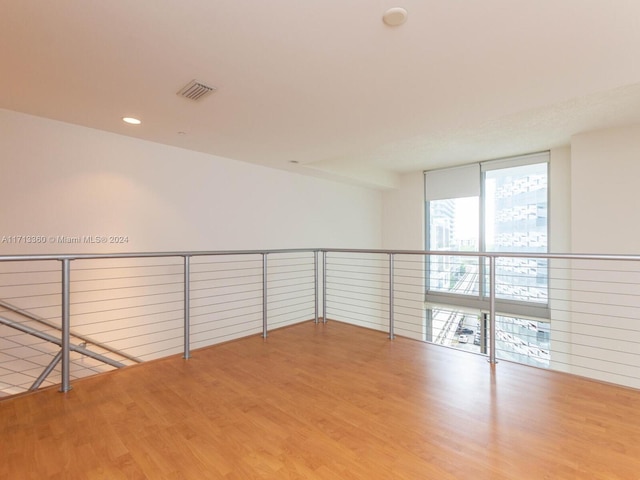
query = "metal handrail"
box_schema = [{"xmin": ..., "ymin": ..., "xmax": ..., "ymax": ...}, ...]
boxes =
[
  {"xmin": 0, "ymin": 248, "xmax": 322, "ymax": 262},
  {"xmin": 0, "ymin": 299, "xmax": 142, "ymax": 364},
  {"xmin": 3, "ymin": 247, "xmax": 640, "ymax": 394},
  {"xmin": 321, "ymin": 248, "xmax": 640, "ymax": 262},
  {"xmin": 0, "ymin": 315, "xmax": 125, "ymax": 390},
  {"xmin": 322, "ymin": 248, "xmax": 640, "ymax": 383},
  {"xmin": 0, "ymin": 248, "xmax": 322, "ymax": 393},
  {"xmin": 4, "ymin": 248, "xmax": 640, "ymax": 263},
  {"xmin": 0, "ymin": 316, "xmax": 125, "ymax": 369}
]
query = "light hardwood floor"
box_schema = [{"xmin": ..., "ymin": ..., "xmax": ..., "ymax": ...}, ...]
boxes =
[{"xmin": 2, "ymin": 320, "xmax": 640, "ymax": 479}]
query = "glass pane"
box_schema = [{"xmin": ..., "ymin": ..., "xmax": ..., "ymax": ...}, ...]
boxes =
[
  {"xmin": 429, "ymin": 308, "xmax": 482, "ymax": 353},
  {"xmin": 484, "ymin": 163, "xmax": 548, "ymax": 302},
  {"xmin": 428, "ymin": 197, "xmax": 479, "ymax": 294},
  {"xmin": 494, "ymin": 315, "xmax": 550, "ymax": 368}
]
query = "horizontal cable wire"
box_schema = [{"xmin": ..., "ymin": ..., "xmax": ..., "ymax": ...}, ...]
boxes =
[
  {"xmin": 73, "ymin": 314, "xmax": 184, "ymax": 337},
  {"xmin": 393, "ymin": 304, "xmax": 426, "ymax": 314},
  {"xmin": 68, "ymin": 290, "xmax": 184, "ymax": 306},
  {"xmin": 0, "ymin": 300, "xmax": 61, "ymax": 311},
  {"xmin": 545, "ymin": 307, "xmax": 640, "ymax": 330},
  {"xmin": 326, "ymin": 275, "xmax": 390, "ymax": 286},
  {"xmin": 191, "ymin": 308, "xmax": 263, "ymax": 322},
  {"xmin": 327, "ymin": 267, "xmax": 389, "ymax": 276},
  {"xmin": 190, "ymin": 285, "xmax": 263, "ymax": 296},
  {"xmin": 507, "ymin": 351, "xmax": 639, "ymax": 380},
  {"xmin": 190, "ymin": 302, "xmax": 262, "ymax": 317},
  {"xmin": 269, "ymin": 318, "xmax": 312, "ymax": 328},
  {"xmin": 189, "ymin": 272, "xmax": 262, "ymax": 283},
  {"xmin": 71, "ymin": 261, "xmax": 182, "ymax": 270},
  {"xmin": 190, "ymin": 295, "xmax": 264, "ymax": 310},
  {"xmin": 70, "ymin": 281, "xmax": 183, "ymax": 294},
  {"xmin": 191, "ymin": 325, "xmax": 262, "ymax": 345},
  {"xmin": 267, "ymin": 286, "xmax": 314, "ymax": 298},
  {"xmin": 268, "ymin": 262, "xmax": 314, "ymax": 269},
  {"xmin": 70, "ymin": 298, "xmax": 184, "ymax": 316},
  {"xmin": 191, "ymin": 265, "xmax": 262, "ymax": 274},
  {"xmin": 268, "ymin": 307, "xmax": 314, "ymax": 322},
  {"xmin": 191, "ymin": 313, "xmax": 262, "ymax": 327},
  {"xmin": 71, "ymin": 272, "xmax": 184, "ymax": 282},
  {"xmin": 0, "ymin": 292, "xmax": 61, "ymax": 301},
  {"xmin": 326, "ymin": 292, "xmax": 389, "ymax": 309},
  {"xmin": 328, "ymin": 304, "xmax": 389, "ymax": 319},
  {"xmin": 191, "ymin": 316, "xmax": 262, "ymax": 332},
  {"xmin": 267, "ymin": 275, "xmax": 315, "ymax": 284},
  {"xmin": 268, "ymin": 296, "xmax": 314, "ymax": 307},
  {"xmin": 70, "ymin": 309, "xmax": 185, "ymax": 328},
  {"xmin": 325, "ymin": 284, "xmax": 389, "ymax": 299},
  {"xmin": 0, "ymin": 280, "xmax": 60, "ymax": 288},
  {"xmin": 267, "ymin": 298, "xmax": 314, "ymax": 312},
  {"xmin": 101, "ymin": 326, "xmax": 183, "ymax": 347},
  {"xmin": 190, "ymin": 289, "xmax": 263, "ymax": 302},
  {"xmin": 189, "ymin": 281, "xmax": 263, "ymax": 292}
]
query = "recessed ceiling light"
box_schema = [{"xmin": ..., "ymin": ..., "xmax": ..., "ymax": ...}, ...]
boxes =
[
  {"xmin": 122, "ymin": 117, "xmax": 142, "ymax": 125},
  {"xmin": 383, "ymin": 7, "xmax": 408, "ymax": 26}
]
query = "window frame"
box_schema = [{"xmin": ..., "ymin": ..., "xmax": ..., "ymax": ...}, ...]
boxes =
[{"xmin": 424, "ymin": 152, "xmax": 550, "ymax": 321}]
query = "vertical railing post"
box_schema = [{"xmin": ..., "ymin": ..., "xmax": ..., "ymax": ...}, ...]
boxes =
[
  {"xmin": 389, "ymin": 253, "xmax": 395, "ymax": 340},
  {"xmin": 262, "ymin": 253, "xmax": 268, "ymax": 338},
  {"xmin": 314, "ymin": 251, "xmax": 319, "ymax": 324},
  {"xmin": 423, "ymin": 253, "xmax": 433, "ymax": 343},
  {"xmin": 183, "ymin": 255, "xmax": 191, "ymax": 360},
  {"xmin": 322, "ymin": 251, "xmax": 327, "ymax": 324},
  {"xmin": 60, "ymin": 258, "xmax": 71, "ymax": 392},
  {"xmin": 488, "ymin": 255, "xmax": 497, "ymax": 364}
]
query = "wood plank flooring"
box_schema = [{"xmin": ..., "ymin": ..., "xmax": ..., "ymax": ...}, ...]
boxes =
[{"xmin": 2, "ymin": 320, "xmax": 640, "ymax": 479}]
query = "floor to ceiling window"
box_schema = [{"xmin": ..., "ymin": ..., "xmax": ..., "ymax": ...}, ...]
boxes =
[{"xmin": 424, "ymin": 152, "xmax": 550, "ymax": 367}]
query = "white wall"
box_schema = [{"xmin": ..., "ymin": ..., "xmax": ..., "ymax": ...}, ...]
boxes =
[
  {"xmin": 546, "ymin": 147, "xmax": 572, "ymax": 373},
  {"xmin": 562, "ymin": 125, "xmax": 640, "ymax": 388},
  {"xmin": 0, "ymin": 108, "xmax": 384, "ymax": 393},
  {"xmin": 382, "ymin": 171, "xmax": 424, "ymax": 250},
  {"xmin": 381, "ymin": 172, "xmax": 426, "ymax": 340},
  {"xmin": 571, "ymin": 124, "xmax": 640, "ymax": 254},
  {"xmin": 549, "ymin": 146, "xmax": 571, "ymax": 253},
  {"xmin": 0, "ymin": 108, "xmax": 382, "ymax": 255}
]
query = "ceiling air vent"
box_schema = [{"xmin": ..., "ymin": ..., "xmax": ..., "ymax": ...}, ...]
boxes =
[{"xmin": 177, "ymin": 80, "xmax": 216, "ymax": 101}]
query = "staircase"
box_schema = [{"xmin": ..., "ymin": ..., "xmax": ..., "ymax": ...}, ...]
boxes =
[{"xmin": 0, "ymin": 300, "xmax": 139, "ymax": 397}]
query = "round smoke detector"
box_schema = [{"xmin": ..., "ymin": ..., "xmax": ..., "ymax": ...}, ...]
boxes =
[{"xmin": 383, "ymin": 7, "xmax": 408, "ymax": 26}]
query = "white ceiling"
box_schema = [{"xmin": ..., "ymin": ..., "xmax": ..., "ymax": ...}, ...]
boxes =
[{"xmin": 2, "ymin": 0, "xmax": 640, "ymax": 188}]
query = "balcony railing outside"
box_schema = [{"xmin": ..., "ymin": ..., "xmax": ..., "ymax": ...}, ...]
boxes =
[{"xmin": 1, "ymin": 249, "xmax": 640, "ymax": 396}]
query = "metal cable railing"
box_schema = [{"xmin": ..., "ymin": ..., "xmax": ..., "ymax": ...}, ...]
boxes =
[
  {"xmin": 189, "ymin": 254, "xmax": 264, "ymax": 350},
  {"xmin": 325, "ymin": 252, "xmax": 390, "ymax": 333},
  {"xmin": 2, "ymin": 248, "xmax": 640, "ymax": 395},
  {"xmin": 265, "ymin": 252, "xmax": 316, "ymax": 330},
  {"xmin": 0, "ymin": 299, "xmax": 140, "ymax": 364},
  {"xmin": 69, "ymin": 257, "xmax": 186, "ymax": 362},
  {"xmin": 0, "ymin": 260, "xmax": 64, "ymax": 396},
  {"xmin": 0, "ymin": 249, "xmax": 320, "ymax": 396},
  {"xmin": 322, "ymin": 249, "xmax": 640, "ymax": 390}
]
